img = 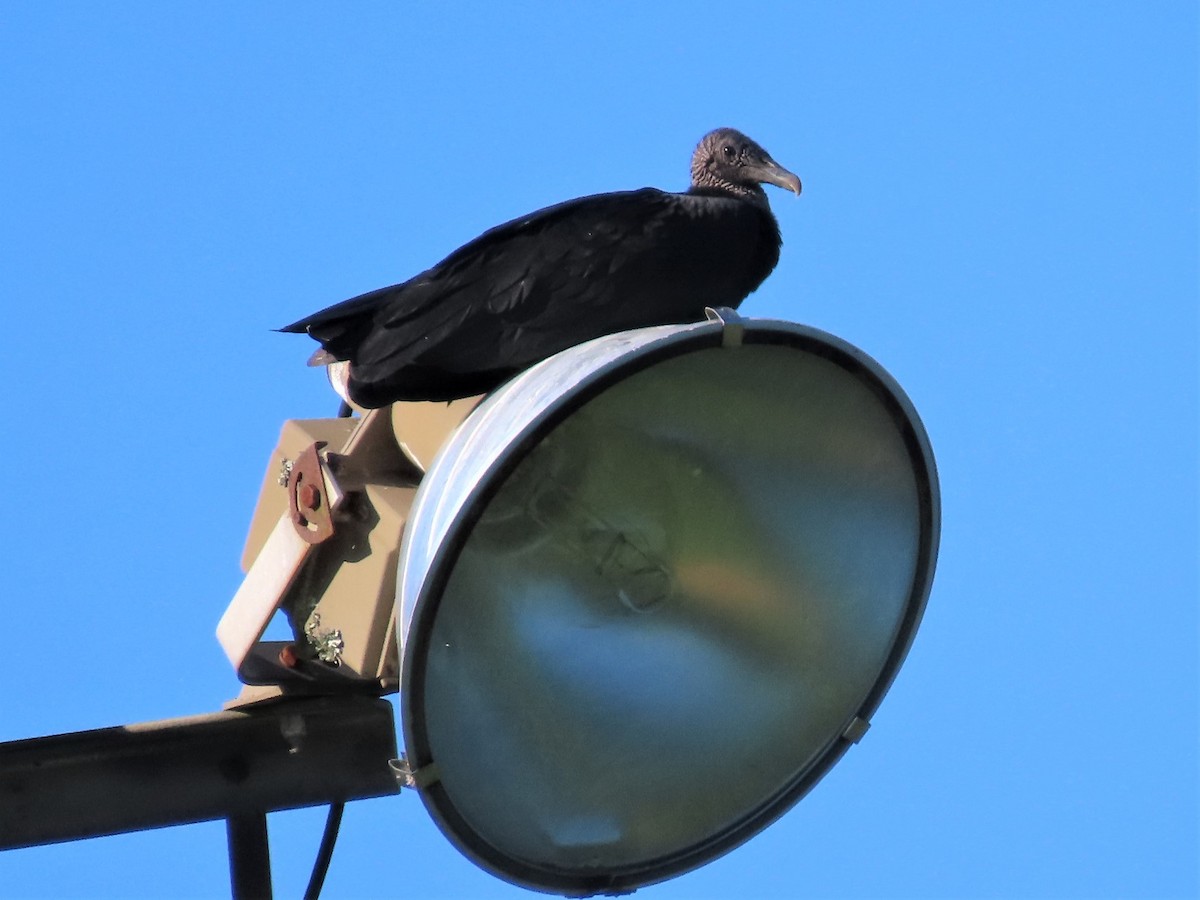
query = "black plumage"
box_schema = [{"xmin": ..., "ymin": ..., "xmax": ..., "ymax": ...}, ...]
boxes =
[{"xmin": 281, "ymin": 128, "xmax": 800, "ymax": 408}]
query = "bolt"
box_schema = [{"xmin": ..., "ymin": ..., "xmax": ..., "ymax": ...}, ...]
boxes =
[
  {"xmin": 299, "ymin": 482, "xmax": 321, "ymax": 511},
  {"xmin": 278, "ymin": 644, "xmax": 299, "ymax": 668}
]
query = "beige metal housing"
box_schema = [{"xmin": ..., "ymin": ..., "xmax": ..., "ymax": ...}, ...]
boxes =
[{"xmin": 220, "ymin": 398, "xmax": 480, "ymax": 697}]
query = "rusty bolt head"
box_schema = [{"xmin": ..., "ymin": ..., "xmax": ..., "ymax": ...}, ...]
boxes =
[
  {"xmin": 299, "ymin": 481, "xmax": 321, "ymax": 511},
  {"xmin": 278, "ymin": 644, "xmax": 300, "ymax": 668}
]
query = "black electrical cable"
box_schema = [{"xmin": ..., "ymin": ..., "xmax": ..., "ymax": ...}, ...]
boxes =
[{"xmin": 303, "ymin": 802, "xmax": 345, "ymax": 900}]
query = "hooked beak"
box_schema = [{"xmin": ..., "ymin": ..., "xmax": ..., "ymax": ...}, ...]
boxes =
[{"xmin": 749, "ymin": 156, "xmax": 802, "ymax": 196}]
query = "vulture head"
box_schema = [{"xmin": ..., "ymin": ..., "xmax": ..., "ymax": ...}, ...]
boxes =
[{"xmin": 690, "ymin": 128, "xmax": 802, "ymax": 207}]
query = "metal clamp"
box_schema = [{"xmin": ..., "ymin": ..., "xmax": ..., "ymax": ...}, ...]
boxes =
[{"xmin": 704, "ymin": 306, "xmax": 745, "ymax": 347}]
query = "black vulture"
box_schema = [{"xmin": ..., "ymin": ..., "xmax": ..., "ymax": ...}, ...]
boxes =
[{"xmin": 281, "ymin": 128, "xmax": 800, "ymax": 408}]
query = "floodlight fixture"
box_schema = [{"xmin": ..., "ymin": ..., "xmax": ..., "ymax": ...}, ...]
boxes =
[
  {"xmin": 219, "ymin": 309, "xmax": 939, "ymax": 896},
  {"xmin": 394, "ymin": 310, "xmax": 939, "ymax": 894}
]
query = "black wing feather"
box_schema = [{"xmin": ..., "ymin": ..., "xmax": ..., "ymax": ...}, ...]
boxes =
[{"xmin": 281, "ymin": 187, "xmax": 780, "ymax": 405}]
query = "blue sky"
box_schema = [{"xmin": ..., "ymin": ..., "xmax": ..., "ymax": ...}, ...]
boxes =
[{"xmin": 2, "ymin": 3, "xmax": 1196, "ymax": 898}]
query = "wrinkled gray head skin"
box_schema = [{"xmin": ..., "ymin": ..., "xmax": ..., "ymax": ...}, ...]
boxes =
[{"xmin": 690, "ymin": 128, "xmax": 802, "ymax": 207}]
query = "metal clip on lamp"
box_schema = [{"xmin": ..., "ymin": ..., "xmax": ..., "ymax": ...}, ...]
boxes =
[{"xmin": 220, "ymin": 308, "xmax": 940, "ymax": 896}]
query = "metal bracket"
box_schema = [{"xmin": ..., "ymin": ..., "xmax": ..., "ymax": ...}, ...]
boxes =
[
  {"xmin": 288, "ymin": 442, "xmax": 340, "ymax": 544},
  {"xmin": 217, "ymin": 431, "xmax": 365, "ymax": 691}
]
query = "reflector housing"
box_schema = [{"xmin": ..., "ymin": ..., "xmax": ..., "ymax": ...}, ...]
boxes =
[{"xmin": 397, "ymin": 316, "xmax": 939, "ymax": 895}]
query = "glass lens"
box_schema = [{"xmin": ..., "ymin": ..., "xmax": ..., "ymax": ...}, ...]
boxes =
[{"xmin": 420, "ymin": 345, "xmax": 921, "ymax": 872}]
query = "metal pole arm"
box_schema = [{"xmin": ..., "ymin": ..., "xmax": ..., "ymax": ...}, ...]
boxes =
[{"xmin": 0, "ymin": 696, "xmax": 400, "ymax": 851}]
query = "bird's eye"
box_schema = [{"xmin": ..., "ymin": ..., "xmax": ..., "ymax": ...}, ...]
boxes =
[{"xmin": 722, "ymin": 145, "xmax": 736, "ymax": 160}]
